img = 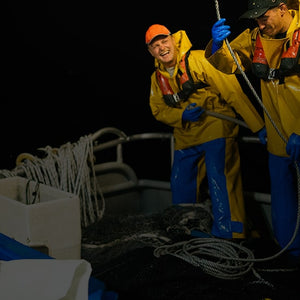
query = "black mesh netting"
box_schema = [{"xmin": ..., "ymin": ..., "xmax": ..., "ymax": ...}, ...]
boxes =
[
  {"xmin": 81, "ymin": 204, "xmax": 300, "ymax": 300},
  {"xmin": 81, "ymin": 203, "xmax": 213, "ymax": 266}
]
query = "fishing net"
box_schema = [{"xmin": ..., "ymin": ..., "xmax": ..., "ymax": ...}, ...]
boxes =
[
  {"xmin": 81, "ymin": 202, "xmax": 213, "ymax": 267},
  {"xmin": 81, "ymin": 203, "xmax": 300, "ymax": 300}
]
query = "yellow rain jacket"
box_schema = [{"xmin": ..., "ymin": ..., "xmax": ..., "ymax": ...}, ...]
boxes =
[
  {"xmin": 149, "ymin": 30, "xmax": 264, "ymax": 150},
  {"xmin": 205, "ymin": 10, "xmax": 300, "ymax": 157}
]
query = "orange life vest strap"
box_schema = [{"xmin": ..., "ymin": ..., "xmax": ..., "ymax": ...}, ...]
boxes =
[
  {"xmin": 252, "ymin": 29, "xmax": 300, "ymax": 81},
  {"xmin": 281, "ymin": 29, "xmax": 300, "ymax": 59},
  {"xmin": 252, "ymin": 34, "xmax": 268, "ymax": 65},
  {"xmin": 156, "ymin": 71, "xmax": 174, "ymax": 95}
]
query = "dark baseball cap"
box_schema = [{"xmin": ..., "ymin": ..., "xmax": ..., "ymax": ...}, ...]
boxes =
[{"xmin": 240, "ymin": 0, "xmax": 286, "ymax": 19}]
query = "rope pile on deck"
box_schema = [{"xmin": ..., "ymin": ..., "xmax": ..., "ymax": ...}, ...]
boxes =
[{"xmin": 0, "ymin": 135, "xmax": 104, "ymax": 227}]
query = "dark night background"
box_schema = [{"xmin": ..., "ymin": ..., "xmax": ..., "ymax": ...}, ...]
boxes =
[{"xmin": 3, "ymin": 1, "xmax": 270, "ymax": 192}]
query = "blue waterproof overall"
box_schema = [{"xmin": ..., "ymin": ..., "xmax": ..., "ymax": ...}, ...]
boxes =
[
  {"xmin": 171, "ymin": 137, "xmax": 245, "ymax": 239},
  {"xmin": 269, "ymin": 154, "xmax": 300, "ymax": 259}
]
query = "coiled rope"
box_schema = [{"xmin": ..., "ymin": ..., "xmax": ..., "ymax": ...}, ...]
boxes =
[
  {"xmin": 154, "ymin": 237, "xmax": 255, "ymax": 280},
  {"xmin": 0, "ymin": 135, "xmax": 105, "ymax": 227}
]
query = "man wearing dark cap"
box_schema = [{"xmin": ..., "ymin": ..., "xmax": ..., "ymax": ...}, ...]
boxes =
[
  {"xmin": 145, "ymin": 24, "xmax": 265, "ymax": 240},
  {"xmin": 205, "ymin": 1, "xmax": 300, "ymax": 264}
]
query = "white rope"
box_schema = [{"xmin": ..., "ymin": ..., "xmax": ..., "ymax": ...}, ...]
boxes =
[
  {"xmin": 0, "ymin": 135, "xmax": 105, "ymax": 227},
  {"xmin": 154, "ymin": 237, "xmax": 255, "ymax": 280}
]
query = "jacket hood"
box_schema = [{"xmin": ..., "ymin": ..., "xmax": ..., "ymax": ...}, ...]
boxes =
[{"xmin": 154, "ymin": 30, "xmax": 192, "ymax": 74}]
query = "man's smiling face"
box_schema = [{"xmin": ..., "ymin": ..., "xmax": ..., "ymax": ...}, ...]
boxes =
[{"xmin": 148, "ymin": 35, "xmax": 177, "ymax": 68}]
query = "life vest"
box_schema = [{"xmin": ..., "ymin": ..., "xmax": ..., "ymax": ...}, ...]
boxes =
[
  {"xmin": 252, "ymin": 29, "xmax": 300, "ymax": 82},
  {"xmin": 156, "ymin": 50, "xmax": 208, "ymax": 107}
]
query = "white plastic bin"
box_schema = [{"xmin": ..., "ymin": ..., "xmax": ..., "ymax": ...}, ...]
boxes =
[{"xmin": 0, "ymin": 176, "xmax": 81, "ymax": 259}]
